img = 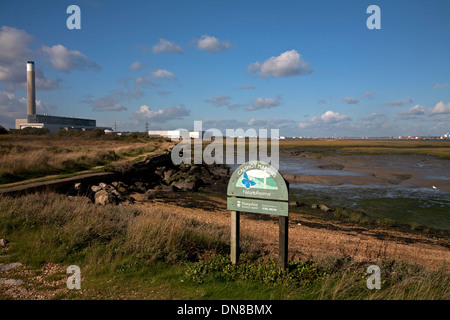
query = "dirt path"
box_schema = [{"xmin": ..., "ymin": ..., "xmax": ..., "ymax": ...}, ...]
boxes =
[{"xmin": 136, "ymin": 195, "xmax": 450, "ymax": 271}]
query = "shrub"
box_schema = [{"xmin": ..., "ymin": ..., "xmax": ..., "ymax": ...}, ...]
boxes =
[
  {"xmin": 10, "ymin": 127, "xmax": 50, "ymax": 135},
  {"xmin": 0, "ymin": 125, "xmax": 8, "ymax": 135}
]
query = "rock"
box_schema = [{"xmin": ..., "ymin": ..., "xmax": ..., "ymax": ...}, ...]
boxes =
[
  {"xmin": 160, "ymin": 185, "xmax": 175, "ymax": 192},
  {"xmin": 0, "ymin": 239, "xmax": 8, "ymax": 247},
  {"xmin": 311, "ymin": 204, "xmax": 318, "ymax": 209},
  {"xmin": 290, "ymin": 201, "xmax": 308, "ymax": 207},
  {"xmin": 0, "ymin": 262, "xmax": 23, "ymax": 272},
  {"xmin": 134, "ymin": 181, "xmax": 147, "ymax": 193},
  {"xmin": 74, "ymin": 183, "xmax": 82, "ymax": 190},
  {"xmin": 188, "ymin": 165, "xmax": 202, "ymax": 175},
  {"xmin": 172, "ymin": 180, "xmax": 196, "ymax": 191},
  {"xmin": 111, "ymin": 181, "xmax": 120, "ymax": 188},
  {"xmin": 164, "ymin": 169, "xmax": 174, "ymax": 183},
  {"xmin": 94, "ymin": 190, "xmax": 117, "ymax": 205},
  {"xmin": 319, "ymin": 204, "xmax": 333, "ymax": 212},
  {"xmin": 91, "ymin": 185, "xmax": 102, "ymax": 193},
  {"xmin": 145, "ymin": 189, "xmax": 158, "ymax": 199},
  {"xmin": 0, "ymin": 278, "xmax": 25, "ymax": 286}
]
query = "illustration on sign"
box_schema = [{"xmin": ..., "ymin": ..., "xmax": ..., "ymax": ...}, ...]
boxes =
[
  {"xmin": 227, "ymin": 160, "xmax": 289, "ymax": 216},
  {"xmin": 227, "ymin": 160, "xmax": 288, "ymax": 202},
  {"xmin": 238, "ymin": 170, "xmax": 278, "ymax": 190}
]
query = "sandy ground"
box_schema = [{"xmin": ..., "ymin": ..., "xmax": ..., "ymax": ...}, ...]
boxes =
[
  {"xmin": 281, "ymin": 152, "xmax": 450, "ymax": 193},
  {"xmin": 136, "ymin": 195, "xmax": 450, "ymax": 271}
]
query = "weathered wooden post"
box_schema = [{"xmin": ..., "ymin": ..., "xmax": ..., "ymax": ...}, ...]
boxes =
[
  {"xmin": 230, "ymin": 209, "xmax": 240, "ymax": 264},
  {"xmin": 279, "ymin": 215, "xmax": 288, "ymax": 269},
  {"xmin": 227, "ymin": 161, "xmax": 289, "ymax": 269}
]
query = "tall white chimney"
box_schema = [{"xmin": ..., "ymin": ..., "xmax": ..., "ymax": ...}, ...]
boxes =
[{"xmin": 27, "ymin": 61, "xmax": 36, "ymax": 116}]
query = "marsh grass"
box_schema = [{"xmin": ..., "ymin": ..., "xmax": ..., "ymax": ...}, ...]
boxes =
[
  {"xmin": 279, "ymin": 139, "xmax": 450, "ymax": 159},
  {"xmin": 0, "ymin": 135, "xmax": 170, "ymax": 184},
  {"xmin": 0, "ymin": 192, "xmax": 448, "ymax": 299}
]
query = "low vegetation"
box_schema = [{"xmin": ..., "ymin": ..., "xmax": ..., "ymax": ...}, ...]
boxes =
[
  {"xmin": 279, "ymin": 139, "xmax": 450, "ymax": 159},
  {"xmin": 0, "ymin": 192, "xmax": 448, "ymax": 300},
  {"xmin": 0, "ymin": 132, "xmax": 172, "ymax": 185}
]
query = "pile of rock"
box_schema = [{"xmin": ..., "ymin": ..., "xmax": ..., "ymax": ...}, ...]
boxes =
[
  {"xmin": 86, "ymin": 163, "xmax": 230, "ymax": 205},
  {"xmin": 90, "ymin": 182, "xmax": 135, "ymax": 205}
]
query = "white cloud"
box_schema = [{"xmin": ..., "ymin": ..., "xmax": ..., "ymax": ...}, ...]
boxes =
[
  {"xmin": 0, "ymin": 26, "xmax": 59, "ymax": 90},
  {"xmin": 245, "ymin": 94, "xmax": 281, "ymax": 111},
  {"xmin": 205, "ymin": 95, "xmax": 231, "ymax": 107},
  {"xmin": 151, "ymin": 69, "xmax": 176, "ymax": 80},
  {"xmin": 342, "ymin": 97, "xmax": 359, "ymax": 104},
  {"xmin": 237, "ymin": 84, "xmax": 255, "ymax": 90},
  {"xmin": 396, "ymin": 105, "xmax": 426, "ymax": 119},
  {"xmin": 299, "ymin": 110, "xmax": 351, "ymax": 128},
  {"xmin": 88, "ymin": 95, "xmax": 127, "ymax": 112},
  {"xmin": 0, "ymin": 91, "xmax": 26, "ymax": 125},
  {"xmin": 132, "ymin": 104, "xmax": 190, "ymax": 123},
  {"xmin": 385, "ymin": 97, "xmax": 413, "ymax": 106},
  {"xmin": 362, "ymin": 113, "xmax": 387, "ymax": 121},
  {"xmin": 0, "ymin": 90, "xmax": 57, "ymax": 127},
  {"xmin": 196, "ymin": 35, "xmax": 230, "ymax": 53},
  {"xmin": 152, "ymin": 38, "xmax": 183, "ymax": 54},
  {"xmin": 129, "ymin": 61, "xmax": 145, "ymax": 71},
  {"xmin": 248, "ymin": 50, "xmax": 312, "ymax": 78},
  {"xmin": 429, "ymin": 101, "xmax": 450, "ymax": 114},
  {"xmin": 396, "ymin": 102, "xmax": 450, "ymax": 119},
  {"xmin": 247, "ymin": 118, "xmax": 295, "ymax": 128},
  {"xmin": 0, "ymin": 26, "xmax": 33, "ymax": 65},
  {"xmin": 433, "ymin": 84, "xmax": 450, "ymax": 90},
  {"xmin": 40, "ymin": 44, "xmax": 100, "ymax": 73}
]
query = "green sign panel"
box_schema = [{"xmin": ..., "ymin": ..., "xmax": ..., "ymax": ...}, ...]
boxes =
[
  {"xmin": 227, "ymin": 161, "xmax": 289, "ymax": 216},
  {"xmin": 227, "ymin": 197, "xmax": 289, "ymax": 216}
]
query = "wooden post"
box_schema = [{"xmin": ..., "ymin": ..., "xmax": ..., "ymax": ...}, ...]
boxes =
[
  {"xmin": 231, "ymin": 211, "xmax": 240, "ymax": 264},
  {"xmin": 279, "ymin": 216, "xmax": 288, "ymax": 269}
]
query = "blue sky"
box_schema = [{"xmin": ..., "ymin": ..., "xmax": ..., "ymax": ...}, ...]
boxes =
[{"xmin": 0, "ymin": 0, "xmax": 449, "ymax": 137}]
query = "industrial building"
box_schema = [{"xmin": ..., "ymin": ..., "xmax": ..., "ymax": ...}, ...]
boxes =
[
  {"xmin": 148, "ymin": 130, "xmax": 204, "ymax": 139},
  {"xmin": 15, "ymin": 61, "xmax": 110, "ymax": 133}
]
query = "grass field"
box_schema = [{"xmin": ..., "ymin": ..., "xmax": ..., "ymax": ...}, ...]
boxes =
[
  {"xmin": 0, "ymin": 132, "xmax": 173, "ymax": 185},
  {"xmin": 0, "ymin": 192, "xmax": 448, "ymax": 300},
  {"xmin": 278, "ymin": 139, "xmax": 450, "ymax": 159},
  {"xmin": 0, "ymin": 134, "xmax": 448, "ymax": 299}
]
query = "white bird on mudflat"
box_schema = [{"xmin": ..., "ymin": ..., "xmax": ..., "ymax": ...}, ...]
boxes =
[{"xmin": 432, "ymin": 186, "xmax": 437, "ymax": 189}]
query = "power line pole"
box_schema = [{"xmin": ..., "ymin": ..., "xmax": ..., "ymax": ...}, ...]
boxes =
[{"xmin": 114, "ymin": 122, "xmax": 117, "ymax": 132}]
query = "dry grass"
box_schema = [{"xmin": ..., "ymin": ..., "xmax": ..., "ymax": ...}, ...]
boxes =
[
  {"xmin": 279, "ymin": 139, "xmax": 450, "ymax": 159},
  {"xmin": 0, "ymin": 135, "xmax": 172, "ymax": 184},
  {"xmin": 0, "ymin": 192, "xmax": 448, "ymax": 299}
]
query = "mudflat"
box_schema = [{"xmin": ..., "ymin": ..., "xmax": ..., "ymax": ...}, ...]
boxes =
[{"xmin": 281, "ymin": 152, "xmax": 450, "ymax": 193}]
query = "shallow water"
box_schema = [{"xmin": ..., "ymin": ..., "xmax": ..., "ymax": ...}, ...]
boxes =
[
  {"xmin": 229, "ymin": 154, "xmax": 450, "ymax": 230},
  {"xmin": 289, "ymin": 183, "xmax": 450, "ymax": 230}
]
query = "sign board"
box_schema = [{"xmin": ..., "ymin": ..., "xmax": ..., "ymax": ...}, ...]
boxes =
[
  {"xmin": 227, "ymin": 198, "xmax": 288, "ymax": 216},
  {"xmin": 226, "ymin": 160, "xmax": 289, "ymax": 269},
  {"xmin": 227, "ymin": 160, "xmax": 289, "ymax": 216}
]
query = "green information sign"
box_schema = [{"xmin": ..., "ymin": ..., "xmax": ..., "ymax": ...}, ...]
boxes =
[
  {"xmin": 227, "ymin": 160, "xmax": 289, "ymax": 216},
  {"xmin": 227, "ymin": 160, "xmax": 290, "ymax": 268},
  {"xmin": 227, "ymin": 197, "xmax": 289, "ymax": 216}
]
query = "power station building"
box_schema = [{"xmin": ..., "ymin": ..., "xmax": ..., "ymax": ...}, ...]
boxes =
[{"xmin": 15, "ymin": 61, "xmax": 108, "ymax": 133}]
